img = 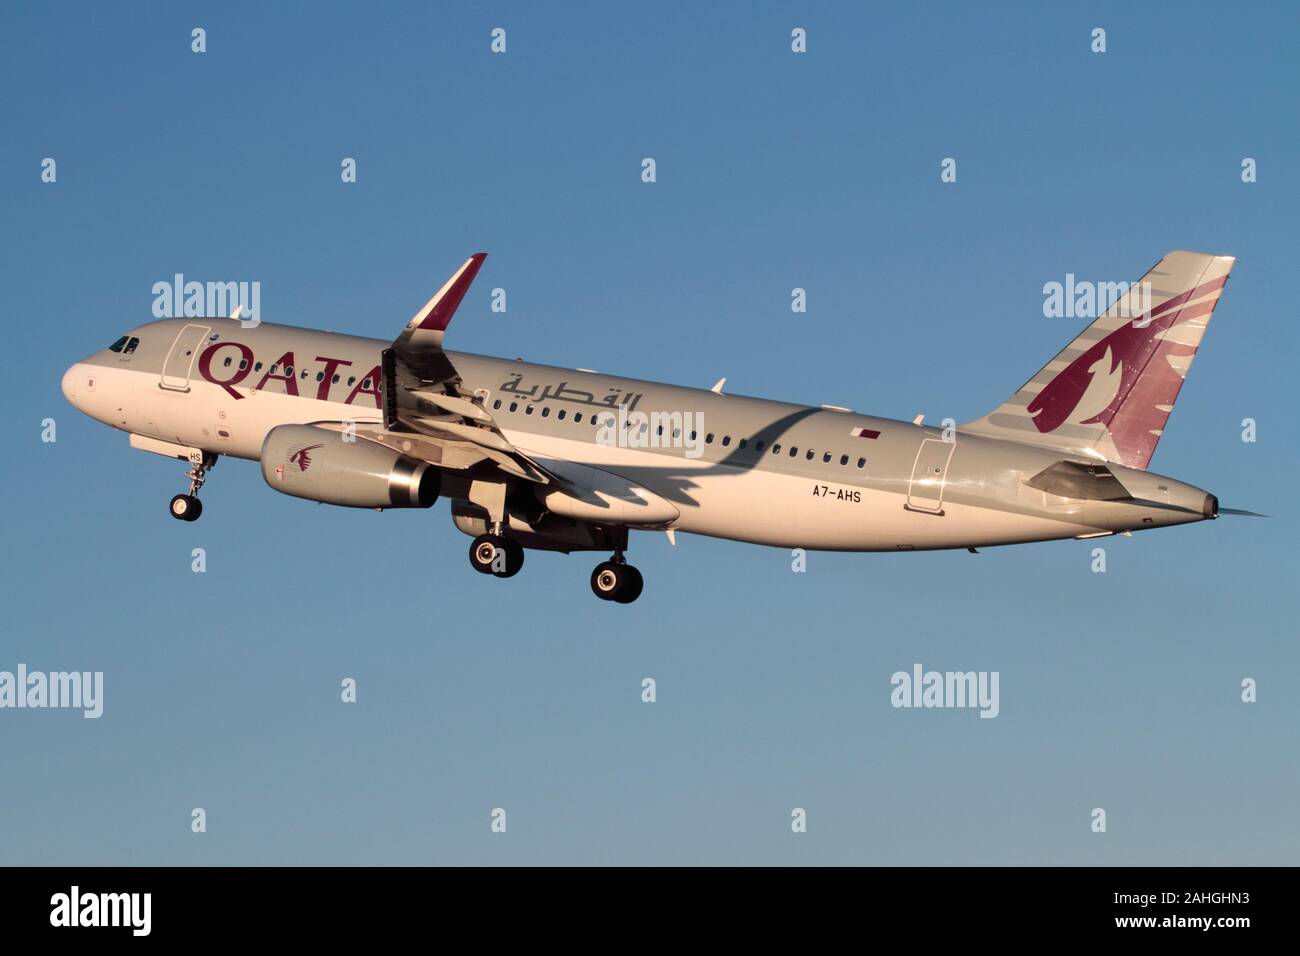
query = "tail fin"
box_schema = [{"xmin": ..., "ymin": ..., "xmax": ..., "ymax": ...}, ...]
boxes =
[{"xmin": 962, "ymin": 250, "xmax": 1235, "ymax": 469}]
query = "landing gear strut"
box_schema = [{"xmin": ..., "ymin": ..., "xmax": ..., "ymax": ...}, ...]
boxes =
[
  {"xmin": 590, "ymin": 531, "xmax": 643, "ymax": 603},
  {"xmin": 469, "ymin": 532, "xmax": 524, "ymax": 578},
  {"xmin": 169, "ymin": 452, "xmax": 216, "ymax": 522}
]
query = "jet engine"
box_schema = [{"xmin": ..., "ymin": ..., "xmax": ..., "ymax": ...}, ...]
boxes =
[{"xmin": 260, "ymin": 424, "xmax": 440, "ymax": 509}]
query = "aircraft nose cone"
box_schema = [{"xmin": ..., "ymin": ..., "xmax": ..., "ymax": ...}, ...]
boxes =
[{"xmin": 61, "ymin": 363, "xmax": 83, "ymax": 408}]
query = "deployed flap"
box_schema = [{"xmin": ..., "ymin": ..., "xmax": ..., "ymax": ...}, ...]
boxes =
[
  {"xmin": 528, "ymin": 456, "xmax": 681, "ymax": 526},
  {"xmin": 383, "ymin": 253, "xmax": 569, "ymax": 487}
]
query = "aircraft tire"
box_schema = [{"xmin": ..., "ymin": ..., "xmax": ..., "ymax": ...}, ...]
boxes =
[
  {"xmin": 613, "ymin": 565, "xmax": 643, "ymax": 604},
  {"xmin": 469, "ymin": 534, "xmax": 504, "ymax": 574},
  {"xmin": 170, "ymin": 494, "xmax": 202, "ymax": 522},
  {"xmin": 493, "ymin": 538, "xmax": 525, "ymax": 578}
]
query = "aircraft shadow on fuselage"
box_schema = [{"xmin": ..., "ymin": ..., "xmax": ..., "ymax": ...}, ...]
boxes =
[{"xmin": 576, "ymin": 406, "xmax": 826, "ymax": 511}]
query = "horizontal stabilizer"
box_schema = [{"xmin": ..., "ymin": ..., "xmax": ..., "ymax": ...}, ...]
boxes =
[{"xmin": 1024, "ymin": 460, "xmax": 1131, "ymax": 501}]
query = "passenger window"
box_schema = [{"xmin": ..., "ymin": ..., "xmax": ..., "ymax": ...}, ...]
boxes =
[
  {"xmin": 255, "ymin": 362, "xmax": 263, "ymax": 372},
  {"xmin": 108, "ymin": 336, "xmax": 129, "ymax": 353},
  {"xmin": 270, "ymin": 364, "xmax": 279, "ymax": 374},
  {"xmin": 361, "ymin": 378, "xmax": 369, "ymax": 388},
  {"xmin": 574, "ymin": 412, "xmax": 583, "ymax": 423},
  {"xmin": 525, "ymin": 406, "xmax": 534, "ymax": 415},
  {"xmin": 840, "ymin": 454, "xmax": 849, "ymax": 466},
  {"xmin": 558, "ymin": 409, "xmax": 566, "ymax": 420},
  {"xmin": 771, "ymin": 443, "xmax": 781, "ymax": 454},
  {"xmin": 493, "ymin": 399, "xmax": 502, "ymax": 410},
  {"xmin": 509, "ymin": 402, "xmax": 518, "ymax": 412},
  {"xmin": 315, "ymin": 371, "xmax": 324, "ymax": 382},
  {"xmin": 822, "ymin": 452, "xmax": 831, "ymax": 463},
  {"xmin": 721, "ymin": 435, "xmax": 731, "ymax": 447},
  {"xmin": 240, "ymin": 359, "xmax": 249, "ymax": 370},
  {"xmin": 705, "ymin": 433, "xmax": 714, "ymax": 444},
  {"xmin": 789, "ymin": 446, "xmax": 798, "ymax": 457},
  {"xmin": 857, "ymin": 457, "xmax": 866, "ymax": 469},
  {"xmin": 347, "ymin": 376, "xmax": 355, "ymax": 385},
  {"xmin": 738, "ymin": 438, "xmax": 747, "ymax": 449},
  {"xmin": 806, "ymin": 450, "xmax": 815, "ymax": 461},
  {"xmin": 754, "ymin": 440, "xmax": 763, "ymax": 452},
  {"xmin": 332, "ymin": 374, "xmax": 340, "ymax": 384},
  {"xmin": 123, "ymin": 337, "xmax": 140, "ymax": 354},
  {"xmin": 286, "ymin": 366, "xmax": 294, "ymax": 376},
  {"xmin": 541, "ymin": 406, "xmax": 550, "ymax": 417},
  {"xmin": 223, "ymin": 356, "xmax": 233, "ymax": 367}
]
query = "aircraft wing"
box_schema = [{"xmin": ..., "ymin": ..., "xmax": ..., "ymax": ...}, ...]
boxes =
[{"xmin": 382, "ymin": 254, "xmax": 561, "ymax": 486}]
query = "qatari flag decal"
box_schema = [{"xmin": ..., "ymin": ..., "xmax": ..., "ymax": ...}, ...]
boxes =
[{"xmin": 851, "ymin": 427, "xmax": 881, "ymax": 440}]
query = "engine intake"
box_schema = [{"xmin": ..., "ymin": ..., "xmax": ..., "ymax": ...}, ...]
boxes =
[{"xmin": 260, "ymin": 424, "xmax": 440, "ymax": 509}]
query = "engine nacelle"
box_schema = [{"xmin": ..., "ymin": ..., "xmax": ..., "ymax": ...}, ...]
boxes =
[{"xmin": 260, "ymin": 424, "xmax": 440, "ymax": 509}]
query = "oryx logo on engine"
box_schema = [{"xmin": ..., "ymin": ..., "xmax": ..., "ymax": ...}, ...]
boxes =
[{"xmin": 289, "ymin": 444, "xmax": 324, "ymax": 472}]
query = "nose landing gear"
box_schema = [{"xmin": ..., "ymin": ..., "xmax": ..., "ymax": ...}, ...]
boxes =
[
  {"xmin": 169, "ymin": 452, "xmax": 216, "ymax": 522},
  {"xmin": 169, "ymin": 493, "xmax": 202, "ymax": 521}
]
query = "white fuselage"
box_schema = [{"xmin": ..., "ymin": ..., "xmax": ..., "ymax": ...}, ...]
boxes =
[{"xmin": 62, "ymin": 318, "xmax": 1212, "ymax": 552}]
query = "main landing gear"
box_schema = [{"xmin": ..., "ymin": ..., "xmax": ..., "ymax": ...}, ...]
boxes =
[
  {"xmin": 590, "ymin": 532, "xmax": 643, "ymax": 604},
  {"xmin": 169, "ymin": 452, "xmax": 216, "ymax": 522},
  {"xmin": 465, "ymin": 522, "xmax": 645, "ymax": 603},
  {"xmin": 468, "ymin": 529, "xmax": 525, "ymax": 578},
  {"xmin": 590, "ymin": 559, "xmax": 643, "ymax": 604}
]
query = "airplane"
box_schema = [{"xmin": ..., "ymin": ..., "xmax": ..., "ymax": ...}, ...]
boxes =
[{"xmin": 61, "ymin": 250, "xmax": 1252, "ymax": 603}]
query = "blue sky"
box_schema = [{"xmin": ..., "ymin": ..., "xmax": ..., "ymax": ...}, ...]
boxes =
[{"xmin": 2, "ymin": 0, "xmax": 1296, "ymax": 864}]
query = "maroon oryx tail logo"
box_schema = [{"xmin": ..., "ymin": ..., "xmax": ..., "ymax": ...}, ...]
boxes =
[
  {"xmin": 1026, "ymin": 275, "xmax": 1227, "ymax": 468},
  {"xmin": 288, "ymin": 443, "xmax": 325, "ymax": 472}
]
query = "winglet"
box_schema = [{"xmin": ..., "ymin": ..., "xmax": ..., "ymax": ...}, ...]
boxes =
[{"xmin": 407, "ymin": 253, "xmax": 487, "ymax": 334}]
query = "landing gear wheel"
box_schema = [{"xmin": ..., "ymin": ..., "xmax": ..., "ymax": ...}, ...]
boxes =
[
  {"xmin": 494, "ymin": 538, "xmax": 525, "ymax": 578},
  {"xmin": 169, "ymin": 494, "xmax": 202, "ymax": 522},
  {"xmin": 170, "ymin": 452, "xmax": 214, "ymax": 523},
  {"xmin": 613, "ymin": 565, "xmax": 643, "ymax": 604},
  {"xmin": 470, "ymin": 534, "xmax": 523, "ymax": 577},
  {"xmin": 591, "ymin": 561, "xmax": 643, "ymax": 603},
  {"xmin": 469, "ymin": 534, "xmax": 500, "ymax": 574}
]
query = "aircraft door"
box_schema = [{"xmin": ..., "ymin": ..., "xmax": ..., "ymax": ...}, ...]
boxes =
[
  {"xmin": 159, "ymin": 324, "xmax": 213, "ymax": 391},
  {"xmin": 906, "ymin": 439, "xmax": 955, "ymax": 514}
]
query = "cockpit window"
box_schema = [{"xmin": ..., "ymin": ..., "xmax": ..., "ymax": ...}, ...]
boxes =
[
  {"xmin": 108, "ymin": 335, "xmax": 129, "ymax": 353},
  {"xmin": 122, "ymin": 337, "xmax": 140, "ymax": 354}
]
